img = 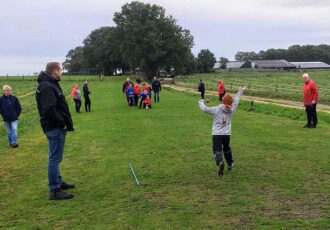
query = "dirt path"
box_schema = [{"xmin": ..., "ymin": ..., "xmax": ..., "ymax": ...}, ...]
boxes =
[{"xmin": 163, "ymin": 84, "xmax": 330, "ymax": 114}]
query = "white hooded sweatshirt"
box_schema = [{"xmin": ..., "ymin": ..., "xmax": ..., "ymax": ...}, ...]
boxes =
[{"xmin": 199, "ymin": 88, "xmax": 244, "ymax": 135}]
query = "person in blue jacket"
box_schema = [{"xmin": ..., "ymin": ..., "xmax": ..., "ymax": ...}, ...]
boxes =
[
  {"xmin": 127, "ymin": 84, "xmax": 135, "ymax": 106},
  {"xmin": 0, "ymin": 85, "xmax": 22, "ymax": 148}
]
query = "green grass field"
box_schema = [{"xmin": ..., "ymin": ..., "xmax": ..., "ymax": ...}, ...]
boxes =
[
  {"xmin": 175, "ymin": 70, "xmax": 330, "ymax": 104},
  {"xmin": 0, "ymin": 76, "xmax": 329, "ymax": 229}
]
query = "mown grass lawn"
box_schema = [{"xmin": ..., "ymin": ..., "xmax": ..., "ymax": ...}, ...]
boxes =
[{"xmin": 0, "ymin": 76, "xmax": 329, "ymax": 229}]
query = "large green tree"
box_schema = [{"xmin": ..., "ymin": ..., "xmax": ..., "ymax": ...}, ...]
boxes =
[
  {"xmin": 113, "ymin": 1, "xmax": 194, "ymax": 80},
  {"xmin": 196, "ymin": 49, "xmax": 216, "ymax": 73},
  {"xmin": 82, "ymin": 26, "xmax": 124, "ymax": 75},
  {"xmin": 63, "ymin": 46, "xmax": 84, "ymax": 73}
]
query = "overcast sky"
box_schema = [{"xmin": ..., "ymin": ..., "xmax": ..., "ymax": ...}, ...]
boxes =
[{"xmin": 1, "ymin": 0, "xmax": 330, "ymax": 75}]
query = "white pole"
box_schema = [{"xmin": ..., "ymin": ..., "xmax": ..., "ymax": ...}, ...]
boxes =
[{"xmin": 129, "ymin": 163, "xmax": 140, "ymax": 186}]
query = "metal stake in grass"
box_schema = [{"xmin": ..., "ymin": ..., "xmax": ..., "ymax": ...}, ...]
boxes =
[{"xmin": 129, "ymin": 163, "xmax": 140, "ymax": 186}]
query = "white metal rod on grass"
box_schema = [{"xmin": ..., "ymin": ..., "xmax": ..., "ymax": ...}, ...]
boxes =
[{"xmin": 129, "ymin": 163, "xmax": 140, "ymax": 186}]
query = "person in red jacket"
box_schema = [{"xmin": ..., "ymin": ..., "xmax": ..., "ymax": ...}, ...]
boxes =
[
  {"xmin": 133, "ymin": 83, "xmax": 140, "ymax": 106},
  {"xmin": 144, "ymin": 95, "xmax": 152, "ymax": 109},
  {"xmin": 218, "ymin": 80, "xmax": 226, "ymax": 101},
  {"xmin": 303, "ymin": 73, "xmax": 318, "ymax": 128}
]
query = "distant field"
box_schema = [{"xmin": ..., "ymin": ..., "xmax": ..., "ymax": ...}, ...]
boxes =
[
  {"xmin": 175, "ymin": 70, "xmax": 330, "ymax": 104},
  {"xmin": 1, "ymin": 77, "xmax": 329, "ymax": 229}
]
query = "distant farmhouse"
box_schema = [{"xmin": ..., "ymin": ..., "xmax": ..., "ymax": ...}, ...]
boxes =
[
  {"xmin": 214, "ymin": 59, "xmax": 330, "ymax": 71},
  {"xmin": 291, "ymin": 62, "xmax": 330, "ymax": 69}
]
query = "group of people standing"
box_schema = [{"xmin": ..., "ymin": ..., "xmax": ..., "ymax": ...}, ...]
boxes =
[
  {"xmin": 122, "ymin": 76, "xmax": 161, "ymax": 109},
  {"xmin": 71, "ymin": 80, "xmax": 92, "ymax": 113}
]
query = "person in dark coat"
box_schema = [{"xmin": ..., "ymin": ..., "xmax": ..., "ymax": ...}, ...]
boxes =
[
  {"xmin": 36, "ymin": 62, "xmax": 75, "ymax": 200},
  {"xmin": 122, "ymin": 78, "xmax": 134, "ymax": 105},
  {"xmin": 151, "ymin": 76, "xmax": 161, "ymax": 103},
  {"xmin": 83, "ymin": 80, "xmax": 91, "ymax": 112},
  {"xmin": 0, "ymin": 85, "xmax": 21, "ymax": 148},
  {"xmin": 198, "ymin": 79, "xmax": 205, "ymax": 99}
]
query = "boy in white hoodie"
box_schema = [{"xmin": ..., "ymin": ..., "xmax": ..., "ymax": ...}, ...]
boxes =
[{"xmin": 199, "ymin": 87, "xmax": 246, "ymax": 176}]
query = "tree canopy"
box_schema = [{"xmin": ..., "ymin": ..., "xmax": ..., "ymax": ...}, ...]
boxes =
[
  {"xmin": 113, "ymin": 1, "xmax": 194, "ymax": 79},
  {"xmin": 196, "ymin": 49, "xmax": 216, "ymax": 73},
  {"xmin": 64, "ymin": 1, "xmax": 194, "ymax": 79}
]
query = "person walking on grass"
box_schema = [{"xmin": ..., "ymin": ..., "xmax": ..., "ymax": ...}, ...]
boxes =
[
  {"xmin": 0, "ymin": 85, "xmax": 21, "ymax": 148},
  {"xmin": 151, "ymin": 76, "xmax": 161, "ymax": 103},
  {"xmin": 302, "ymin": 73, "xmax": 318, "ymax": 128},
  {"xmin": 83, "ymin": 80, "xmax": 91, "ymax": 112},
  {"xmin": 199, "ymin": 87, "xmax": 246, "ymax": 176},
  {"xmin": 218, "ymin": 80, "xmax": 226, "ymax": 101},
  {"xmin": 36, "ymin": 62, "xmax": 75, "ymax": 200},
  {"xmin": 198, "ymin": 79, "xmax": 205, "ymax": 99}
]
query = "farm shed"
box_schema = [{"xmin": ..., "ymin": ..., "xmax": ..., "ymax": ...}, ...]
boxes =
[{"xmin": 291, "ymin": 61, "xmax": 330, "ymax": 69}]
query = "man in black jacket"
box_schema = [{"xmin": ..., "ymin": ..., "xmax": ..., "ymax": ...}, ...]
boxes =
[
  {"xmin": 0, "ymin": 85, "xmax": 21, "ymax": 148},
  {"xmin": 151, "ymin": 76, "xmax": 161, "ymax": 103},
  {"xmin": 198, "ymin": 79, "xmax": 205, "ymax": 99},
  {"xmin": 83, "ymin": 80, "xmax": 91, "ymax": 112},
  {"xmin": 36, "ymin": 62, "xmax": 75, "ymax": 200}
]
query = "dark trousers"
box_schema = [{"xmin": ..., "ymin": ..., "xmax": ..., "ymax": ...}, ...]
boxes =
[
  {"xmin": 139, "ymin": 98, "xmax": 145, "ymax": 109},
  {"xmin": 305, "ymin": 104, "xmax": 317, "ymax": 127},
  {"xmin": 134, "ymin": 94, "xmax": 139, "ymax": 106},
  {"xmin": 84, "ymin": 95, "xmax": 91, "ymax": 112},
  {"xmin": 129, "ymin": 96, "xmax": 135, "ymax": 106},
  {"xmin": 153, "ymin": 91, "xmax": 160, "ymax": 103},
  {"xmin": 212, "ymin": 135, "xmax": 233, "ymax": 166},
  {"xmin": 200, "ymin": 91, "xmax": 205, "ymax": 99},
  {"xmin": 45, "ymin": 128, "xmax": 67, "ymax": 191},
  {"xmin": 74, "ymin": 99, "xmax": 81, "ymax": 112},
  {"xmin": 125, "ymin": 94, "xmax": 130, "ymax": 105}
]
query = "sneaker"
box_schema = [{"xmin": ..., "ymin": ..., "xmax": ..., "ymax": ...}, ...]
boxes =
[
  {"xmin": 11, "ymin": 144, "xmax": 19, "ymax": 148},
  {"xmin": 303, "ymin": 124, "xmax": 312, "ymax": 128},
  {"xmin": 60, "ymin": 182, "xmax": 75, "ymax": 190},
  {"xmin": 228, "ymin": 163, "xmax": 234, "ymax": 171},
  {"xmin": 218, "ymin": 162, "xmax": 224, "ymax": 176},
  {"xmin": 49, "ymin": 189, "xmax": 74, "ymax": 200}
]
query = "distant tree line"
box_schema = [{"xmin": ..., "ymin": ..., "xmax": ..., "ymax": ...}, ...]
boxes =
[{"xmin": 235, "ymin": 44, "xmax": 330, "ymax": 64}]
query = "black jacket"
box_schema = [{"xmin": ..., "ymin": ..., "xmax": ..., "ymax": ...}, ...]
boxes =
[
  {"xmin": 198, "ymin": 82, "xmax": 205, "ymax": 92},
  {"xmin": 152, "ymin": 80, "xmax": 161, "ymax": 92},
  {"xmin": 122, "ymin": 81, "xmax": 133, "ymax": 93},
  {"xmin": 0, "ymin": 94, "xmax": 21, "ymax": 122},
  {"xmin": 83, "ymin": 84, "xmax": 91, "ymax": 96},
  {"xmin": 36, "ymin": 71, "xmax": 74, "ymax": 132}
]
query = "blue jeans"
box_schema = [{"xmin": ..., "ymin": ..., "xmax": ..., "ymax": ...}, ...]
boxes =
[
  {"xmin": 45, "ymin": 128, "xmax": 67, "ymax": 191},
  {"xmin": 153, "ymin": 91, "xmax": 160, "ymax": 103},
  {"xmin": 3, "ymin": 120, "xmax": 18, "ymax": 145}
]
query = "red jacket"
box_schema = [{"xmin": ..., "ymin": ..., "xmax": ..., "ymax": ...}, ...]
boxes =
[
  {"xmin": 144, "ymin": 98, "xmax": 151, "ymax": 105},
  {"xmin": 218, "ymin": 81, "xmax": 225, "ymax": 95},
  {"xmin": 71, "ymin": 86, "xmax": 79, "ymax": 99},
  {"xmin": 303, "ymin": 80, "xmax": 318, "ymax": 106},
  {"xmin": 142, "ymin": 85, "xmax": 148, "ymax": 92},
  {"xmin": 133, "ymin": 85, "xmax": 140, "ymax": 95}
]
